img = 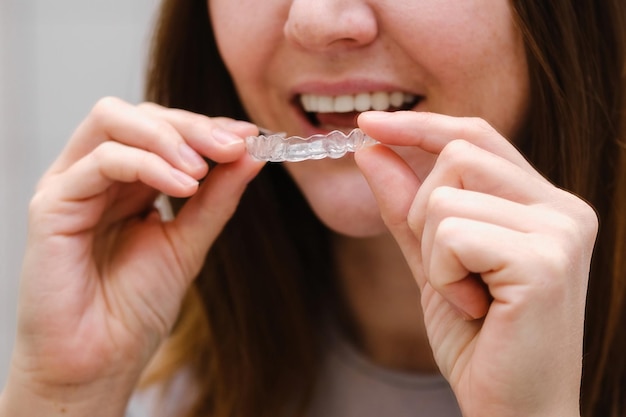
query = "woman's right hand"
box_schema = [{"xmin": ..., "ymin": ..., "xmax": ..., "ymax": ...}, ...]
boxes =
[{"xmin": 0, "ymin": 97, "xmax": 265, "ymax": 417}]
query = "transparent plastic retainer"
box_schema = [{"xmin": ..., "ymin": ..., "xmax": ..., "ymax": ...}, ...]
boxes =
[{"xmin": 246, "ymin": 128, "xmax": 378, "ymax": 162}]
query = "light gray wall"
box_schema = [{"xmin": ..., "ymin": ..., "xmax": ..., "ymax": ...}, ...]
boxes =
[{"xmin": 0, "ymin": 0, "xmax": 160, "ymax": 386}]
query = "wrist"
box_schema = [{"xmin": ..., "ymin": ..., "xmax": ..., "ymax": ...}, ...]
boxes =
[{"xmin": 0, "ymin": 363, "xmax": 137, "ymax": 417}]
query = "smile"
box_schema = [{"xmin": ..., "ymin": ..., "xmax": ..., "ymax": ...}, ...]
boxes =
[
  {"xmin": 300, "ymin": 91, "xmax": 419, "ymax": 113},
  {"xmin": 298, "ymin": 91, "xmax": 421, "ymax": 128}
]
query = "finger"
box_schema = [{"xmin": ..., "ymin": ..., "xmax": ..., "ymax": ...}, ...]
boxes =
[
  {"xmin": 406, "ymin": 131, "xmax": 597, "ymax": 258},
  {"xmin": 421, "ymin": 139, "xmax": 548, "ymax": 201},
  {"xmin": 137, "ymin": 102, "xmax": 258, "ymax": 162},
  {"xmin": 423, "ymin": 186, "xmax": 546, "ymax": 233},
  {"xmin": 426, "ymin": 215, "xmax": 581, "ymax": 321},
  {"xmin": 164, "ymin": 154, "xmax": 266, "ymax": 278},
  {"xmin": 56, "ymin": 141, "xmax": 199, "ymax": 202},
  {"xmin": 355, "ymin": 144, "xmax": 426, "ymax": 285},
  {"xmin": 48, "ymin": 98, "xmax": 255, "ymax": 179},
  {"xmin": 419, "ymin": 186, "xmax": 560, "ymax": 275},
  {"xmin": 358, "ymin": 111, "xmax": 544, "ymax": 180},
  {"xmin": 409, "ymin": 138, "xmax": 560, "ymax": 249},
  {"xmin": 48, "ymin": 98, "xmax": 209, "ymax": 179},
  {"xmin": 427, "ymin": 217, "xmax": 520, "ymax": 320}
]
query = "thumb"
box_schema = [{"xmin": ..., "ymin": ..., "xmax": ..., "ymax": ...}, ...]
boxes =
[
  {"xmin": 355, "ymin": 144, "xmax": 426, "ymax": 288},
  {"xmin": 165, "ymin": 155, "xmax": 265, "ymax": 280}
]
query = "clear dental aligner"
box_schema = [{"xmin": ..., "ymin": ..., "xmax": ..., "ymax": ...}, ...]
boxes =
[{"xmin": 246, "ymin": 128, "xmax": 378, "ymax": 162}]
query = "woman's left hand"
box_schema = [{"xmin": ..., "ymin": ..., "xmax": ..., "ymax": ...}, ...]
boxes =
[{"xmin": 355, "ymin": 111, "xmax": 597, "ymax": 417}]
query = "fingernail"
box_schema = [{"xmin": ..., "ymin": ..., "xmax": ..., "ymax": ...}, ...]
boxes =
[
  {"xmin": 212, "ymin": 127, "xmax": 243, "ymax": 146},
  {"xmin": 171, "ymin": 168, "xmax": 198, "ymax": 187},
  {"xmin": 179, "ymin": 143, "xmax": 205, "ymax": 168}
]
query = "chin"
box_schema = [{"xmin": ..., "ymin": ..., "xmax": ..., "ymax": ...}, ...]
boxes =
[
  {"xmin": 325, "ymin": 219, "xmax": 389, "ymax": 238},
  {"xmin": 306, "ymin": 193, "xmax": 389, "ymax": 238},
  {"xmin": 284, "ymin": 156, "xmax": 390, "ymax": 237}
]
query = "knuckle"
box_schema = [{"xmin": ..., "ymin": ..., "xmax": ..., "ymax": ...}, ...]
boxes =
[
  {"xmin": 574, "ymin": 198, "xmax": 599, "ymax": 239},
  {"xmin": 453, "ymin": 117, "xmax": 500, "ymax": 151},
  {"xmin": 528, "ymin": 239, "xmax": 572, "ymax": 295},
  {"xmin": 174, "ymin": 110, "xmax": 217, "ymax": 140},
  {"xmin": 549, "ymin": 193, "xmax": 599, "ymax": 247},
  {"xmin": 139, "ymin": 150, "xmax": 160, "ymax": 168},
  {"xmin": 439, "ymin": 139, "xmax": 474, "ymax": 168},
  {"xmin": 546, "ymin": 211, "xmax": 580, "ymax": 241},
  {"xmin": 146, "ymin": 118, "xmax": 176, "ymax": 141},
  {"xmin": 90, "ymin": 141, "xmax": 115, "ymax": 162},
  {"xmin": 426, "ymin": 186, "xmax": 457, "ymax": 216},
  {"xmin": 28, "ymin": 189, "xmax": 48, "ymax": 220},
  {"xmin": 90, "ymin": 96, "xmax": 123, "ymax": 122},
  {"xmin": 524, "ymin": 229, "xmax": 590, "ymax": 301},
  {"xmin": 434, "ymin": 216, "xmax": 463, "ymax": 244},
  {"xmin": 184, "ymin": 113, "xmax": 212, "ymax": 135},
  {"xmin": 466, "ymin": 116, "xmax": 495, "ymax": 136}
]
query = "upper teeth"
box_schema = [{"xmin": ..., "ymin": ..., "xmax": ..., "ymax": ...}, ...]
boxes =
[{"xmin": 300, "ymin": 91, "xmax": 416, "ymax": 113}]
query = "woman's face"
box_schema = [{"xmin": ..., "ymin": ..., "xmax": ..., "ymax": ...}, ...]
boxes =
[{"xmin": 209, "ymin": 0, "xmax": 529, "ymax": 237}]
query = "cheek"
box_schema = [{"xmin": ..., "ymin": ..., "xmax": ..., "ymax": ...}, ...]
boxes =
[
  {"xmin": 209, "ymin": 1, "xmax": 289, "ymax": 123},
  {"xmin": 396, "ymin": 3, "xmax": 529, "ymax": 137},
  {"xmin": 209, "ymin": 1, "xmax": 275, "ymax": 85}
]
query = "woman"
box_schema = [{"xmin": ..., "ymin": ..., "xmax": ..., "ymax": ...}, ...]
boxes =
[{"xmin": 1, "ymin": 0, "xmax": 624, "ymax": 416}]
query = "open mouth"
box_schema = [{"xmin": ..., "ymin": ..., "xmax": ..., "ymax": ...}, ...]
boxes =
[{"xmin": 298, "ymin": 91, "xmax": 421, "ymax": 128}]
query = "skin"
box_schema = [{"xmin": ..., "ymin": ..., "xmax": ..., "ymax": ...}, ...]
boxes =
[
  {"xmin": 211, "ymin": 1, "xmax": 597, "ymax": 416},
  {"xmin": 0, "ymin": 100, "xmax": 265, "ymax": 416},
  {"xmin": 0, "ymin": 1, "xmax": 598, "ymax": 417},
  {"xmin": 210, "ymin": 0, "xmax": 529, "ymax": 236}
]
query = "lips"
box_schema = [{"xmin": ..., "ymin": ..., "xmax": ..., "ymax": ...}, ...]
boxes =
[{"xmin": 297, "ymin": 91, "xmax": 421, "ymax": 128}]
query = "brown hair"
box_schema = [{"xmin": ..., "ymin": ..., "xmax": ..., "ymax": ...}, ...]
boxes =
[
  {"xmin": 511, "ymin": 1, "xmax": 626, "ymax": 415},
  {"xmin": 143, "ymin": 0, "xmax": 626, "ymax": 416}
]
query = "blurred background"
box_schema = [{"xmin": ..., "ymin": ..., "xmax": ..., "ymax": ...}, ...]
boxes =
[{"xmin": 0, "ymin": 0, "xmax": 160, "ymax": 386}]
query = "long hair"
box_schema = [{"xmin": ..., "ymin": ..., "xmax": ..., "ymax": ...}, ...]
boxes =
[
  {"xmin": 143, "ymin": 2, "xmax": 341, "ymax": 415},
  {"xmin": 511, "ymin": 1, "xmax": 626, "ymax": 415},
  {"xmin": 143, "ymin": 0, "xmax": 626, "ymax": 416}
]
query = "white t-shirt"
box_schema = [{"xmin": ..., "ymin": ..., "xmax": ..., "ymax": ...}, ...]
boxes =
[
  {"xmin": 307, "ymin": 330, "xmax": 462, "ymax": 417},
  {"xmin": 126, "ymin": 331, "xmax": 462, "ymax": 417}
]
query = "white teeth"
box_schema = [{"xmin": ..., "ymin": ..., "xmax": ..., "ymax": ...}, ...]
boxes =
[
  {"xmin": 354, "ymin": 92, "xmax": 371, "ymax": 112},
  {"xmin": 317, "ymin": 96, "xmax": 334, "ymax": 113},
  {"xmin": 390, "ymin": 91, "xmax": 404, "ymax": 107},
  {"xmin": 334, "ymin": 94, "xmax": 355, "ymax": 112},
  {"xmin": 371, "ymin": 91, "xmax": 390, "ymax": 111},
  {"xmin": 300, "ymin": 91, "xmax": 417, "ymax": 113}
]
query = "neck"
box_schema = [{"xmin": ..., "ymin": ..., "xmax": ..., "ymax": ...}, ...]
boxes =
[{"xmin": 331, "ymin": 232, "xmax": 438, "ymax": 373}]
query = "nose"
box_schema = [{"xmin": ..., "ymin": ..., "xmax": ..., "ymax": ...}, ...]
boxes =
[{"xmin": 284, "ymin": 0, "xmax": 378, "ymax": 52}]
